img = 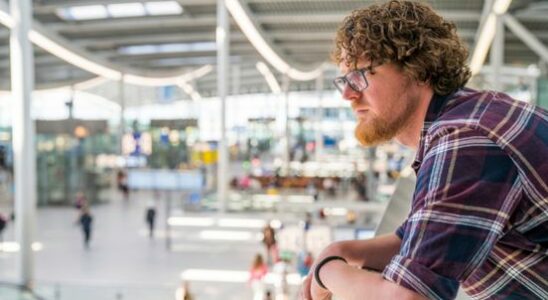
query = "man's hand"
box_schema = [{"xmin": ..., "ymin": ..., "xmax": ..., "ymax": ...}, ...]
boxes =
[
  {"xmin": 299, "ymin": 242, "xmax": 343, "ymax": 299},
  {"xmin": 299, "ymin": 273, "xmax": 331, "ymax": 300},
  {"xmin": 310, "ymin": 273, "xmax": 332, "ymax": 300}
]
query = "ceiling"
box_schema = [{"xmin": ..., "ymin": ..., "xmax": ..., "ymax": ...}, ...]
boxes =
[{"xmin": 1, "ymin": 0, "xmax": 547, "ymax": 102}]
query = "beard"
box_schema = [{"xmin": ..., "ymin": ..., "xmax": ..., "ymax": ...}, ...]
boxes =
[{"xmin": 354, "ymin": 97, "xmax": 418, "ymax": 146}]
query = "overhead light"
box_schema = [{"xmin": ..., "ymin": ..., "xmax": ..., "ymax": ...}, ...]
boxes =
[
  {"xmin": 256, "ymin": 61, "xmax": 281, "ymax": 94},
  {"xmin": 58, "ymin": 5, "xmax": 108, "ymax": 21},
  {"xmin": 107, "ymin": 3, "xmax": 146, "ymax": 18},
  {"xmin": 119, "ymin": 42, "xmax": 217, "ymax": 55},
  {"xmin": 56, "ymin": 1, "xmax": 183, "ymax": 21},
  {"xmin": 225, "ymin": 0, "xmax": 323, "ymax": 81},
  {"xmin": 145, "ymin": 1, "xmax": 183, "ymax": 16}
]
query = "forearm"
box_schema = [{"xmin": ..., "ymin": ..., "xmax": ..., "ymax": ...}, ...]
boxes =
[
  {"xmin": 319, "ymin": 260, "xmax": 427, "ymax": 300},
  {"xmin": 329, "ymin": 233, "xmax": 401, "ymax": 271}
]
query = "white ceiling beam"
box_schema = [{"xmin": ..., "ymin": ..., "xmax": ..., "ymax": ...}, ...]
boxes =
[
  {"xmin": 503, "ymin": 13, "xmax": 548, "ymax": 63},
  {"xmin": 67, "ymin": 29, "xmax": 478, "ymax": 49}
]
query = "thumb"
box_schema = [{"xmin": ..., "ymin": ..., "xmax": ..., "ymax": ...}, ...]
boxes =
[{"xmin": 299, "ymin": 274, "xmax": 313, "ymax": 300}]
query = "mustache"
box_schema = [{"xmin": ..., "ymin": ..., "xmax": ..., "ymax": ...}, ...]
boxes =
[{"xmin": 351, "ymin": 103, "xmax": 364, "ymax": 111}]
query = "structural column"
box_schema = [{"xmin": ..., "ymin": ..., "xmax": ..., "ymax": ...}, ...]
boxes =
[
  {"xmin": 216, "ymin": 0, "xmax": 229, "ymax": 213},
  {"xmin": 491, "ymin": 13, "xmax": 504, "ymax": 91},
  {"xmin": 118, "ymin": 75, "xmax": 126, "ymax": 155},
  {"xmin": 282, "ymin": 76, "xmax": 291, "ymax": 174},
  {"xmin": 10, "ymin": 0, "xmax": 36, "ymax": 289},
  {"xmin": 314, "ymin": 74, "xmax": 324, "ymax": 162}
]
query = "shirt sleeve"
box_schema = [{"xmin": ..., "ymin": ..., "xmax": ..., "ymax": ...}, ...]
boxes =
[{"xmin": 382, "ymin": 127, "xmax": 520, "ymax": 300}]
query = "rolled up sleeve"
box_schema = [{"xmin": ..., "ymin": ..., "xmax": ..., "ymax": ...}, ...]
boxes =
[{"xmin": 383, "ymin": 255, "xmax": 459, "ymax": 300}]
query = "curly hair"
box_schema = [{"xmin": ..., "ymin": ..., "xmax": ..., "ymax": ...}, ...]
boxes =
[{"xmin": 332, "ymin": 0, "xmax": 471, "ymax": 95}]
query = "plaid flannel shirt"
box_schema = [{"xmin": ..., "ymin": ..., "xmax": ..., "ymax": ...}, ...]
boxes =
[{"xmin": 382, "ymin": 88, "xmax": 548, "ymax": 300}]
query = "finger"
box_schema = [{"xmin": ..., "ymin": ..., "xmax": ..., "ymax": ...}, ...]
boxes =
[{"xmin": 304, "ymin": 275, "xmax": 313, "ymax": 300}]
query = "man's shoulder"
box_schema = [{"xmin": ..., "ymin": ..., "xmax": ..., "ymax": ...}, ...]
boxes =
[{"xmin": 429, "ymin": 89, "xmax": 546, "ymax": 138}]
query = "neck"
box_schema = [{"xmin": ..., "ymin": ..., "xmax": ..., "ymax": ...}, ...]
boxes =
[{"xmin": 395, "ymin": 87, "xmax": 434, "ymax": 149}]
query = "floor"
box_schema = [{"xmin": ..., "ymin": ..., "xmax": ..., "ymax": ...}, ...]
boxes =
[{"xmin": 0, "ymin": 189, "xmax": 283, "ymax": 300}]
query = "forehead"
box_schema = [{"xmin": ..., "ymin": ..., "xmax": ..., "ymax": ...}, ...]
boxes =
[
  {"xmin": 337, "ymin": 49, "xmax": 371, "ymax": 73},
  {"xmin": 338, "ymin": 59, "xmax": 371, "ymax": 74}
]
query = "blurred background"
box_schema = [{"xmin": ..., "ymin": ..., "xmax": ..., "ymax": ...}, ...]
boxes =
[{"xmin": 0, "ymin": 0, "xmax": 547, "ymax": 299}]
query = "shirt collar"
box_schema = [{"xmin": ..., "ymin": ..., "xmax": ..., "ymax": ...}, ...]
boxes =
[{"xmin": 412, "ymin": 89, "xmax": 461, "ymax": 173}]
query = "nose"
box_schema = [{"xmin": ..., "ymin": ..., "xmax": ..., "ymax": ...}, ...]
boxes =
[{"xmin": 341, "ymin": 84, "xmax": 360, "ymax": 102}]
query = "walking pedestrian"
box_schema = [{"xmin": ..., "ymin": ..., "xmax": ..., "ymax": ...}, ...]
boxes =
[
  {"xmin": 77, "ymin": 207, "xmax": 93, "ymax": 249},
  {"xmin": 145, "ymin": 201, "xmax": 157, "ymax": 238},
  {"xmin": 249, "ymin": 253, "xmax": 268, "ymax": 300}
]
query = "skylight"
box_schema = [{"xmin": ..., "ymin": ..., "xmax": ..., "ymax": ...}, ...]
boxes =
[
  {"xmin": 107, "ymin": 3, "xmax": 147, "ymax": 18},
  {"xmin": 119, "ymin": 42, "xmax": 217, "ymax": 55},
  {"xmin": 60, "ymin": 5, "xmax": 108, "ymax": 21},
  {"xmin": 145, "ymin": 1, "xmax": 184, "ymax": 16},
  {"xmin": 57, "ymin": 1, "xmax": 183, "ymax": 21}
]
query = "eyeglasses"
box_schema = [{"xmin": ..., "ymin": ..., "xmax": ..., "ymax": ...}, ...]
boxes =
[{"xmin": 333, "ymin": 68, "xmax": 370, "ymax": 94}]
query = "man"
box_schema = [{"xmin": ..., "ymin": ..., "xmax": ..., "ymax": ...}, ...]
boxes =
[
  {"xmin": 78, "ymin": 207, "xmax": 93, "ymax": 249},
  {"xmin": 301, "ymin": 1, "xmax": 548, "ymax": 300},
  {"xmin": 145, "ymin": 201, "xmax": 157, "ymax": 238}
]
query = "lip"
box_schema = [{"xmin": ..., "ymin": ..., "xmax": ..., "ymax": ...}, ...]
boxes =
[{"xmin": 354, "ymin": 108, "xmax": 369, "ymax": 117}]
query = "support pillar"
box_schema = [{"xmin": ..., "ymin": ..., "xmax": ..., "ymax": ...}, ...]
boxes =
[
  {"xmin": 315, "ymin": 74, "xmax": 324, "ymax": 162},
  {"xmin": 491, "ymin": 14, "xmax": 504, "ymax": 91},
  {"xmin": 217, "ymin": 0, "xmax": 229, "ymax": 213},
  {"xmin": 10, "ymin": 0, "xmax": 36, "ymax": 289},
  {"xmin": 119, "ymin": 75, "xmax": 126, "ymax": 155}
]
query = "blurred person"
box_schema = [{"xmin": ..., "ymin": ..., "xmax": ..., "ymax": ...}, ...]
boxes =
[
  {"xmin": 352, "ymin": 173, "xmax": 368, "ymax": 201},
  {"xmin": 301, "ymin": 212, "xmax": 313, "ymax": 252},
  {"xmin": 306, "ymin": 181, "xmax": 319, "ymax": 202},
  {"xmin": 264, "ymin": 290, "xmax": 273, "ymax": 300},
  {"xmin": 116, "ymin": 169, "xmax": 129, "ymax": 201},
  {"xmin": 74, "ymin": 191, "xmax": 87, "ymax": 210},
  {"xmin": 145, "ymin": 201, "xmax": 157, "ymax": 238},
  {"xmin": 239, "ymin": 173, "xmax": 252, "ymax": 190},
  {"xmin": 77, "ymin": 207, "xmax": 93, "ymax": 249},
  {"xmin": 249, "ymin": 253, "xmax": 269, "ymax": 300},
  {"xmin": 0, "ymin": 211, "xmax": 7, "ymax": 246},
  {"xmin": 262, "ymin": 222, "xmax": 278, "ymax": 266},
  {"xmin": 175, "ymin": 280, "xmax": 193, "ymax": 300},
  {"xmin": 273, "ymin": 256, "xmax": 291, "ymax": 300},
  {"xmin": 301, "ymin": 1, "xmax": 548, "ymax": 300},
  {"xmin": 322, "ymin": 178, "xmax": 336, "ymax": 197},
  {"xmin": 249, "ymin": 177, "xmax": 262, "ymax": 191},
  {"xmin": 297, "ymin": 251, "xmax": 314, "ymax": 278}
]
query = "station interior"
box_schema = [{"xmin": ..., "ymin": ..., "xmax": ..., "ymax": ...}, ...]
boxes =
[{"xmin": 0, "ymin": 0, "xmax": 547, "ymax": 299}]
